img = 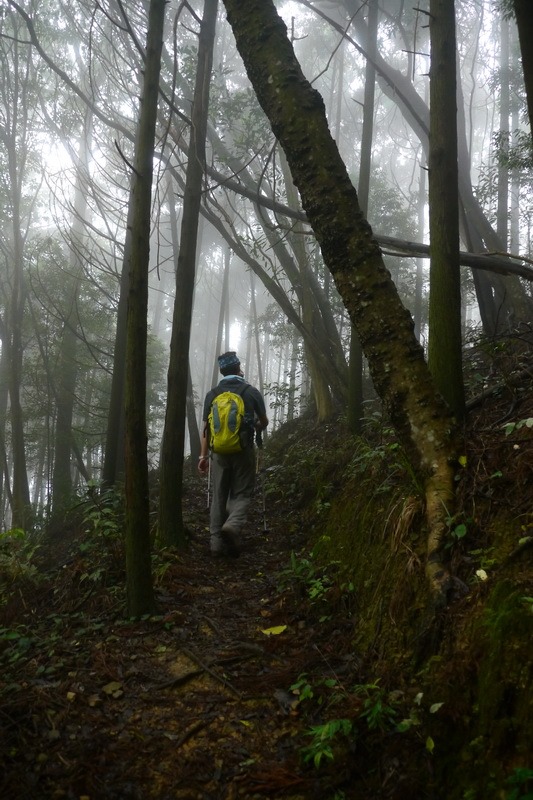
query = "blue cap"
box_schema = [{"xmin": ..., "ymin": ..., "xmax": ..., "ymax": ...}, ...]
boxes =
[{"xmin": 218, "ymin": 351, "xmax": 240, "ymax": 372}]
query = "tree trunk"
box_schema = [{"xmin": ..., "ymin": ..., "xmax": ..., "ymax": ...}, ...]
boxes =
[
  {"xmin": 513, "ymin": 0, "xmax": 533, "ymax": 132},
  {"xmin": 102, "ymin": 227, "xmax": 128, "ymax": 487},
  {"xmin": 186, "ymin": 366, "xmax": 200, "ymax": 463},
  {"xmin": 250, "ymin": 271, "xmax": 265, "ymax": 395},
  {"xmin": 287, "ymin": 328, "xmax": 300, "ymax": 422},
  {"xmin": 496, "ymin": 15, "xmax": 510, "ymax": 249},
  {"xmin": 158, "ymin": 0, "xmax": 218, "ymax": 548},
  {"xmin": 166, "ymin": 172, "xmax": 200, "ymax": 466},
  {"xmin": 336, "ymin": 0, "xmax": 531, "ymax": 332},
  {"xmin": 222, "ymin": 0, "xmax": 458, "ymax": 604},
  {"xmin": 7, "ymin": 180, "xmax": 31, "ymax": 531},
  {"xmin": 123, "ymin": 0, "xmax": 167, "ymax": 616},
  {"xmin": 52, "ymin": 110, "xmax": 93, "ymax": 515},
  {"xmin": 349, "ymin": 0, "xmax": 378, "ymax": 435},
  {"xmin": 278, "ymin": 152, "xmax": 335, "ymax": 419},
  {"xmin": 210, "ymin": 248, "xmax": 230, "ymax": 391},
  {"xmin": 414, "ymin": 156, "xmax": 427, "ymax": 341},
  {"xmin": 427, "ymin": 0, "xmax": 465, "ymax": 420}
]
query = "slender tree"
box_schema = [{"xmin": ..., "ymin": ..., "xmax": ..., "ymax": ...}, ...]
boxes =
[
  {"xmin": 349, "ymin": 0, "xmax": 378, "ymax": 435},
  {"xmin": 512, "ymin": 0, "xmax": 533, "ymax": 132},
  {"xmin": 52, "ymin": 109, "xmax": 94, "ymax": 516},
  {"xmin": 123, "ymin": 0, "xmax": 167, "ymax": 616},
  {"xmin": 0, "ymin": 10, "xmax": 36, "ymax": 529},
  {"xmin": 312, "ymin": 0, "xmax": 531, "ymax": 333},
  {"xmin": 158, "ymin": 0, "xmax": 218, "ymax": 548},
  {"xmin": 427, "ymin": 0, "xmax": 465, "ymax": 420}
]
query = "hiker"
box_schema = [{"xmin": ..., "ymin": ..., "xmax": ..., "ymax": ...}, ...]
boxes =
[{"xmin": 198, "ymin": 351, "xmax": 269, "ymax": 557}]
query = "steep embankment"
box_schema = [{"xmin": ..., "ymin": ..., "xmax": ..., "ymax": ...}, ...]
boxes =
[{"xmin": 263, "ymin": 373, "xmax": 533, "ymax": 799}]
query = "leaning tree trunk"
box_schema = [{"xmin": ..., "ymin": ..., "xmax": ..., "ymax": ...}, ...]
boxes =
[{"xmin": 222, "ymin": 0, "xmax": 459, "ymax": 605}]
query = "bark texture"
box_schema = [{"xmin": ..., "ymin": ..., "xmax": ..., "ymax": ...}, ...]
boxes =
[
  {"xmin": 513, "ymin": 0, "xmax": 533, "ymax": 132},
  {"xmin": 123, "ymin": 0, "xmax": 166, "ymax": 616},
  {"xmin": 222, "ymin": 0, "xmax": 458, "ymax": 603},
  {"xmin": 427, "ymin": 0, "xmax": 465, "ymax": 420}
]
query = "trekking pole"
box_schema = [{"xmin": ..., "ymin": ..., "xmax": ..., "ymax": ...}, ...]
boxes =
[
  {"xmin": 255, "ymin": 430, "xmax": 269, "ymax": 533},
  {"xmin": 207, "ymin": 455, "xmax": 211, "ymax": 510}
]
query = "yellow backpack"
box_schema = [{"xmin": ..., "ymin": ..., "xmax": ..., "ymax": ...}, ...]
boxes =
[{"xmin": 208, "ymin": 384, "xmax": 251, "ymax": 454}]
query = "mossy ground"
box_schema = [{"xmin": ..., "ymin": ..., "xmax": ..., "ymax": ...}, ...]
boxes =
[{"xmin": 263, "ymin": 359, "xmax": 533, "ymax": 799}]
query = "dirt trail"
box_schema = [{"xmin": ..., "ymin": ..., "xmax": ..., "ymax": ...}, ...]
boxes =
[{"xmin": 0, "ymin": 480, "xmax": 358, "ymax": 800}]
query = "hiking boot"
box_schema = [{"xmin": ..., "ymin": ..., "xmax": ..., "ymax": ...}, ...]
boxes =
[
  {"xmin": 221, "ymin": 525, "xmax": 240, "ymax": 558},
  {"xmin": 210, "ymin": 533, "xmax": 226, "ymax": 557}
]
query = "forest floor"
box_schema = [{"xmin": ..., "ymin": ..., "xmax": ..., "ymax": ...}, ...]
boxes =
[
  {"xmin": 1, "ymin": 340, "xmax": 533, "ymax": 800},
  {"xmin": 0, "ymin": 459, "xmax": 371, "ymax": 800}
]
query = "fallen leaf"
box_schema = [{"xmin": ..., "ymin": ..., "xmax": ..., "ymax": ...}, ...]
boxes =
[
  {"xmin": 102, "ymin": 681, "xmax": 123, "ymax": 698},
  {"xmin": 261, "ymin": 625, "xmax": 287, "ymax": 636},
  {"xmin": 88, "ymin": 694, "xmax": 101, "ymax": 707}
]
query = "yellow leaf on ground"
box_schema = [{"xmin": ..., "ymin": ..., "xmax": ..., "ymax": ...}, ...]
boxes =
[
  {"xmin": 261, "ymin": 625, "xmax": 287, "ymax": 636},
  {"xmin": 102, "ymin": 681, "xmax": 122, "ymax": 696}
]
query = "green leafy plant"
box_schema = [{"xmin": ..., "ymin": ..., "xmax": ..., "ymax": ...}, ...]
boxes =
[
  {"xmin": 0, "ymin": 528, "xmax": 41, "ymax": 589},
  {"xmin": 354, "ymin": 682, "xmax": 398, "ymax": 731},
  {"xmin": 0, "ymin": 626, "xmax": 33, "ymax": 665},
  {"xmin": 289, "ymin": 673, "xmax": 345, "ymax": 710},
  {"xmin": 301, "ymin": 718, "xmax": 354, "ymax": 768},
  {"xmin": 81, "ymin": 487, "xmax": 123, "ymax": 542},
  {"xmin": 444, "ymin": 512, "xmax": 472, "ymax": 548},
  {"xmin": 521, "ymin": 597, "xmax": 533, "ymax": 614},
  {"xmin": 505, "ymin": 766, "xmax": 533, "ymax": 800},
  {"xmin": 503, "ymin": 418, "xmax": 533, "ymax": 436},
  {"xmin": 468, "ymin": 547, "xmax": 497, "ymax": 571},
  {"xmin": 290, "ymin": 673, "xmax": 315, "ymax": 703}
]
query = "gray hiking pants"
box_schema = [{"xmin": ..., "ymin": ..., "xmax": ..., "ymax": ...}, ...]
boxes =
[{"xmin": 210, "ymin": 447, "xmax": 256, "ymax": 541}]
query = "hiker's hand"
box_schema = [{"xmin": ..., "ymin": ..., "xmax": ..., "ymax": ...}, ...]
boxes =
[{"xmin": 198, "ymin": 456, "xmax": 209, "ymax": 475}]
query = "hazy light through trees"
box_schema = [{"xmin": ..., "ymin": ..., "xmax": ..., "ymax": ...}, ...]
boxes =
[{"xmin": 0, "ymin": 0, "xmax": 529, "ymax": 526}]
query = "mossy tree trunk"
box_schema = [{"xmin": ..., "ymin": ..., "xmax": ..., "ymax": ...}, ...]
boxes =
[
  {"xmin": 222, "ymin": 0, "xmax": 459, "ymax": 604},
  {"xmin": 123, "ymin": 0, "xmax": 166, "ymax": 616}
]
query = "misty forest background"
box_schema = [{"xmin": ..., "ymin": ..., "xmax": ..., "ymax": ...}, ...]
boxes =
[{"xmin": 0, "ymin": 0, "xmax": 532, "ymax": 612}]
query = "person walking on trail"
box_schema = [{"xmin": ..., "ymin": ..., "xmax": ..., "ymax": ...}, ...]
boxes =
[{"xmin": 198, "ymin": 351, "xmax": 269, "ymax": 557}]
